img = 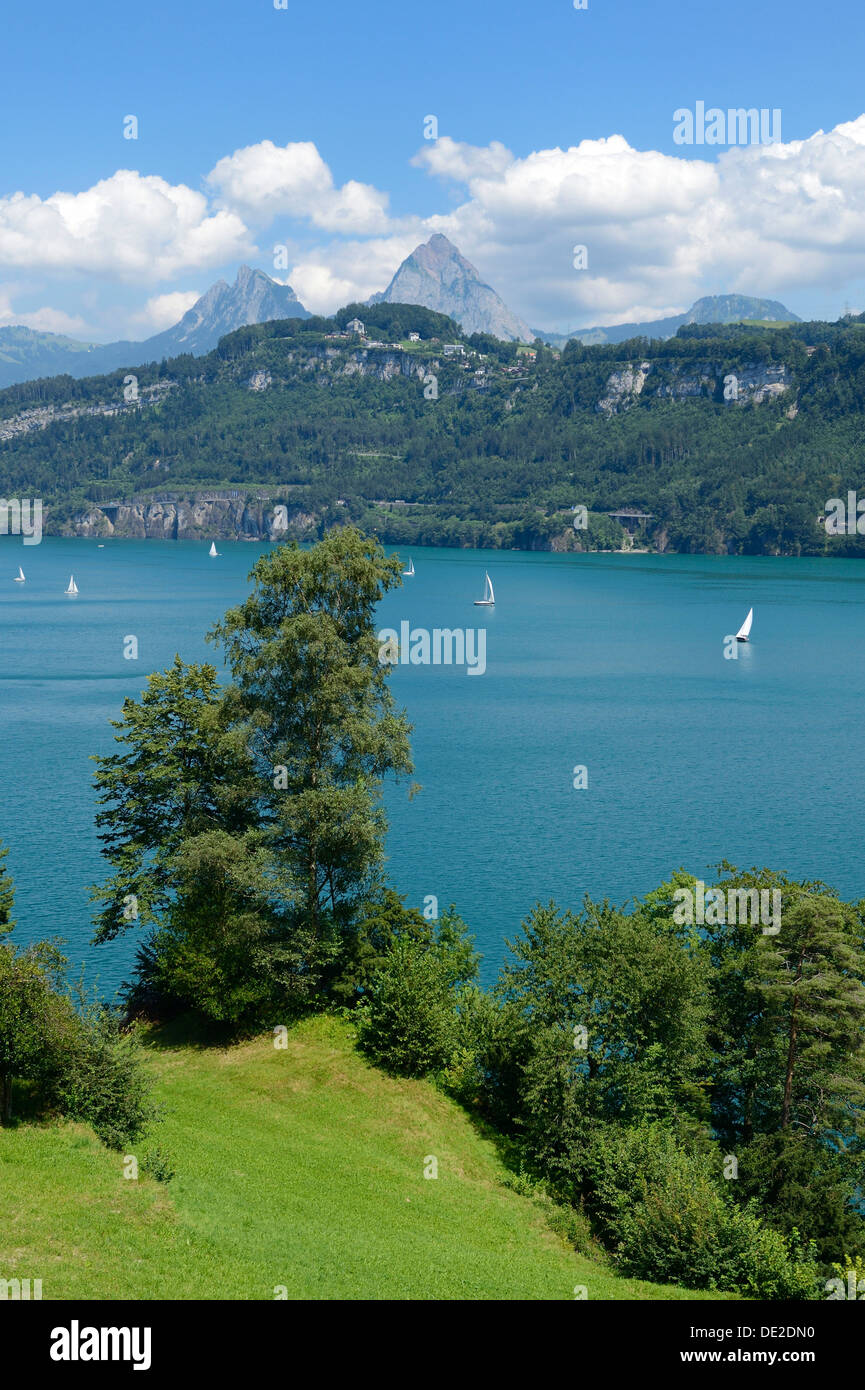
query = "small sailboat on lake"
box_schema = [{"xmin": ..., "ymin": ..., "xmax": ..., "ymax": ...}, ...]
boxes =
[
  {"xmin": 13, "ymin": 566, "xmax": 24, "ymax": 583},
  {"xmin": 474, "ymin": 570, "xmax": 495, "ymax": 606},
  {"xmin": 402, "ymin": 557, "xmax": 414, "ymax": 577},
  {"xmin": 209, "ymin": 541, "xmax": 219, "ymax": 557},
  {"xmin": 65, "ymin": 575, "xmax": 78, "ymax": 596},
  {"xmin": 736, "ymin": 607, "xmax": 753, "ymax": 642}
]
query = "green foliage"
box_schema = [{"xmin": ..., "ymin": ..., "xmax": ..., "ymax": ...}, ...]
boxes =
[
  {"xmin": 334, "ymin": 302, "xmax": 461, "ymax": 341},
  {"xmin": 140, "ymin": 1146, "xmax": 175, "ymax": 1182},
  {"xmin": 493, "ymin": 899, "xmax": 709, "ymax": 1196},
  {"xmin": 51, "ymin": 1005, "xmax": 152, "ymax": 1148},
  {"xmin": 698, "ymin": 865, "xmax": 865, "ymax": 1147},
  {"xmin": 0, "ymin": 940, "xmax": 151, "ymax": 1145},
  {"xmin": 0, "ymin": 842, "xmax": 14, "ymax": 937},
  {"xmin": 585, "ymin": 1123, "xmax": 819, "ymax": 1299},
  {"xmin": 210, "ymin": 527, "xmax": 413, "ymax": 941},
  {"xmin": 8, "ymin": 310, "xmax": 865, "ymax": 557},
  {"xmin": 91, "ymin": 656, "xmax": 259, "ymax": 944},
  {"xmin": 93, "ymin": 528, "xmax": 413, "ymax": 1027},
  {"xmin": 734, "ymin": 1131, "xmax": 865, "ymax": 1268},
  {"xmin": 357, "ymin": 910, "xmax": 479, "ymax": 1077},
  {"xmin": 328, "ymin": 886, "xmax": 430, "ymax": 1004}
]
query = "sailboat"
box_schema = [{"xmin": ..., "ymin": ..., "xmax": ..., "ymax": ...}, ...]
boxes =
[
  {"xmin": 474, "ymin": 571, "xmax": 495, "ymax": 606},
  {"xmin": 402, "ymin": 557, "xmax": 414, "ymax": 577},
  {"xmin": 209, "ymin": 541, "xmax": 219, "ymax": 557},
  {"xmin": 736, "ymin": 607, "xmax": 753, "ymax": 643},
  {"xmin": 13, "ymin": 566, "xmax": 24, "ymax": 583},
  {"xmin": 65, "ymin": 575, "xmax": 78, "ymax": 596}
]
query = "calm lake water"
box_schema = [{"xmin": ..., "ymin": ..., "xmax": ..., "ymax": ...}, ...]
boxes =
[{"xmin": 1, "ymin": 538, "xmax": 863, "ymax": 994}]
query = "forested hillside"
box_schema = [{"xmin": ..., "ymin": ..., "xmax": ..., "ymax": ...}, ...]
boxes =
[{"xmin": 2, "ymin": 302, "xmax": 865, "ymax": 555}]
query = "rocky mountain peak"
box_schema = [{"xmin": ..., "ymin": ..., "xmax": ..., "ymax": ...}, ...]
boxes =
[{"xmin": 372, "ymin": 235, "xmax": 533, "ymax": 342}]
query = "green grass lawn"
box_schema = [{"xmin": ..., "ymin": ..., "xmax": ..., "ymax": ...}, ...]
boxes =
[{"xmin": 0, "ymin": 1015, "xmax": 725, "ymax": 1300}]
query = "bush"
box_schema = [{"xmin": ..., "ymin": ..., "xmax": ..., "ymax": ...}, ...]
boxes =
[
  {"xmin": 356, "ymin": 908, "xmax": 478, "ymax": 1077},
  {"xmin": 51, "ymin": 1007, "xmax": 152, "ymax": 1148},
  {"xmin": 357, "ymin": 937, "xmax": 459, "ymax": 1075},
  {"xmin": 586, "ymin": 1123, "xmax": 820, "ymax": 1299},
  {"xmin": 0, "ymin": 940, "xmax": 152, "ymax": 1147},
  {"xmin": 141, "ymin": 1146, "xmax": 175, "ymax": 1182}
]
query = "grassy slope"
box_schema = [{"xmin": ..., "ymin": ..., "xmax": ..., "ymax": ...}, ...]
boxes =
[{"xmin": 0, "ymin": 1015, "xmax": 723, "ymax": 1300}]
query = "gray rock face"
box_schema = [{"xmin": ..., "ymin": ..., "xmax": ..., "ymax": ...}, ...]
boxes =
[
  {"xmin": 373, "ymin": 234, "xmax": 533, "ymax": 342},
  {"xmin": 71, "ymin": 495, "xmax": 318, "ymax": 542},
  {"xmin": 597, "ymin": 359, "xmax": 792, "ymax": 414},
  {"xmin": 143, "ymin": 266, "xmax": 310, "ymax": 358}
]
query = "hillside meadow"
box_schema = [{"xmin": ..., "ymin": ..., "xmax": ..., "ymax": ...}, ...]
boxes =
[{"xmin": 0, "ymin": 1014, "xmax": 725, "ymax": 1301}]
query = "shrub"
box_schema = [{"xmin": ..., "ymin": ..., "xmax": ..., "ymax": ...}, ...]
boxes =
[
  {"xmin": 51, "ymin": 1007, "xmax": 152, "ymax": 1148},
  {"xmin": 0, "ymin": 940, "xmax": 151, "ymax": 1147},
  {"xmin": 141, "ymin": 1146, "xmax": 175, "ymax": 1182},
  {"xmin": 356, "ymin": 908, "xmax": 478, "ymax": 1077},
  {"xmin": 357, "ymin": 937, "xmax": 459, "ymax": 1075},
  {"xmin": 586, "ymin": 1123, "xmax": 820, "ymax": 1299}
]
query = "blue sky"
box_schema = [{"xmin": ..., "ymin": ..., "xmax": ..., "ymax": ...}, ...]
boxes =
[{"xmin": 2, "ymin": 0, "xmax": 865, "ymax": 338}]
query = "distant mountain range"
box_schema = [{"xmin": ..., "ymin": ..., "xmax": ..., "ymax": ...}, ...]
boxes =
[
  {"xmin": 0, "ymin": 266, "xmax": 310, "ymax": 389},
  {"xmin": 0, "ymin": 244, "xmax": 801, "ymax": 389},
  {"xmin": 538, "ymin": 294, "xmax": 801, "ymax": 347},
  {"xmin": 369, "ymin": 233, "xmax": 534, "ymax": 342}
]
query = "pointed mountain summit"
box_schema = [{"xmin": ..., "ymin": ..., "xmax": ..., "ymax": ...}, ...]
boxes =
[
  {"xmin": 372, "ymin": 234, "xmax": 532, "ymax": 342},
  {"xmin": 143, "ymin": 265, "xmax": 310, "ymax": 358},
  {"xmin": 0, "ymin": 266, "xmax": 311, "ymax": 388}
]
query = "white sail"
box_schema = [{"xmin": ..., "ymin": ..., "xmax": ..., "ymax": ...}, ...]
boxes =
[
  {"xmin": 209, "ymin": 541, "xmax": 219, "ymax": 557},
  {"xmin": 736, "ymin": 607, "xmax": 753, "ymax": 641},
  {"xmin": 66, "ymin": 575, "xmax": 78, "ymax": 595},
  {"xmin": 402, "ymin": 558, "xmax": 414, "ymax": 576},
  {"xmin": 14, "ymin": 566, "xmax": 24, "ymax": 582},
  {"xmin": 474, "ymin": 570, "xmax": 495, "ymax": 605}
]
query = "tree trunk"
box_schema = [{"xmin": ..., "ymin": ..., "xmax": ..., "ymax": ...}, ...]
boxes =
[
  {"xmin": 781, "ymin": 1002, "xmax": 799, "ymax": 1130},
  {"xmin": 781, "ymin": 943, "xmax": 808, "ymax": 1130},
  {"xmin": 0, "ymin": 1071, "xmax": 12, "ymax": 1125},
  {"xmin": 743, "ymin": 1079, "xmax": 754, "ymax": 1144}
]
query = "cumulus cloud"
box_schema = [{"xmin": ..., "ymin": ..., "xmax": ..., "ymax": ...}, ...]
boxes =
[
  {"xmin": 400, "ymin": 118, "xmax": 865, "ymax": 326},
  {"xmin": 6, "ymin": 120, "xmax": 865, "ymax": 333},
  {"xmin": 0, "ymin": 171, "xmax": 252, "ymax": 280},
  {"xmin": 207, "ymin": 140, "xmax": 392, "ymax": 235},
  {"xmin": 285, "ymin": 230, "xmax": 430, "ymax": 314},
  {"xmin": 0, "ymin": 288, "xmax": 90, "ymax": 336},
  {"xmin": 131, "ymin": 290, "xmax": 201, "ymax": 332},
  {"xmin": 414, "ymin": 137, "xmax": 515, "ymax": 183}
]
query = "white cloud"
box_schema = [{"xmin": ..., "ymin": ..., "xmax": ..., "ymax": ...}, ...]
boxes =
[
  {"xmin": 0, "ymin": 171, "xmax": 252, "ymax": 280},
  {"xmin": 207, "ymin": 140, "xmax": 391, "ymax": 235},
  {"xmin": 400, "ymin": 118, "xmax": 865, "ymax": 326},
  {"xmin": 0, "ymin": 288, "xmax": 90, "ymax": 336},
  {"xmin": 8, "ymin": 119, "xmax": 865, "ymax": 334},
  {"xmin": 286, "ymin": 231, "xmax": 429, "ymax": 314},
  {"xmin": 131, "ymin": 290, "xmax": 201, "ymax": 332},
  {"xmin": 413, "ymin": 137, "xmax": 514, "ymax": 183}
]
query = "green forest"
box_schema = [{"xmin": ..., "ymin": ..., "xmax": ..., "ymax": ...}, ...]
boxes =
[{"xmin": 2, "ymin": 303, "xmax": 865, "ymax": 555}]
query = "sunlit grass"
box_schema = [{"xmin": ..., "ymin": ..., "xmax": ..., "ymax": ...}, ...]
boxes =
[{"xmin": 0, "ymin": 1015, "xmax": 727, "ymax": 1300}]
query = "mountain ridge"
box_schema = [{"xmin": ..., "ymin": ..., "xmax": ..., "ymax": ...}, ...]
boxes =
[
  {"xmin": 538, "ymin": 294, "xmax": 801, "ymax": 347},
  {"xmin": 0, "ymin": 266, "xmax": 310, "ymax": 389}
]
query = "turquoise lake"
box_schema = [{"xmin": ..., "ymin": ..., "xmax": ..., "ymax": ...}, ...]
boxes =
[{"xmin": 1, "ymin": 537, "xmax": 862, "ymax": 995}]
